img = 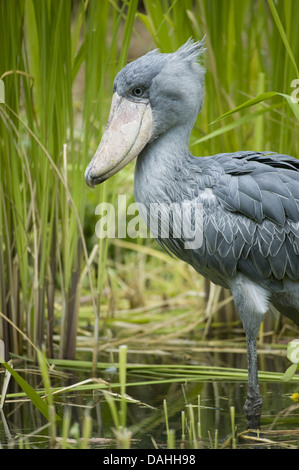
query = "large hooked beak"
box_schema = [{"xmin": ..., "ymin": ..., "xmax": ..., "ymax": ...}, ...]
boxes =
[{"xmin": 85, "ymin": 92, "xmax": 153, "ymax": 187}]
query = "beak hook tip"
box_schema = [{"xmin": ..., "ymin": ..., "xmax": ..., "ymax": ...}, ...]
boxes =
[{"xmin": 85, "ymin": 169, "xmax": 95, "ymax": 189}]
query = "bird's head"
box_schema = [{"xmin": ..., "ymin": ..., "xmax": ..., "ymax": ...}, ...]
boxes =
[{"xmin": 85, "ymin": 38, "xmax": 206, "ymax": 187}]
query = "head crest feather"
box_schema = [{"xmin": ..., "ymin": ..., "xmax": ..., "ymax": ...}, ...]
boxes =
[{"xmin": 175, "ymin": 37, "xmax": 206, "ymax": 61}]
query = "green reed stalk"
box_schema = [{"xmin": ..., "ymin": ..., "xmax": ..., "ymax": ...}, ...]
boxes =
[
  {"xmin": 61, "ymin": 407, "xmax": 72, "ymax": 449},
  {"xmin": 187, "ymin": 404, "xmax": 198, "ymax": 449},
  {"xmin": 119, "ymin": 344, "xmax": 128, "ymax": 428},
  {"xmin": 81, "ymin": 408, "xmax": 92, "ymax": 449},
  {"xmin": 230, "ymin": 406, "xmax": 236, "ymax": 449},
  {"xmin": 0, "ymin": 0, "xmax": 137, "ymax": 362},
  {"xmin": 197, "ymin": 394, "xmax": 201, "ymax": 440},
  {"xmin": 163, "ymin": 398, "xmax": 170, "ymax": 436}
]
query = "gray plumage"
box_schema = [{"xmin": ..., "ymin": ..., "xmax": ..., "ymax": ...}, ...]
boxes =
[
  {"xmin": 85, "ymin": 38, "xmax": 299, "ymax": 428},
  {"xmin": 136, "ymin": 150, "xmax": 299, "ymax": 303}
]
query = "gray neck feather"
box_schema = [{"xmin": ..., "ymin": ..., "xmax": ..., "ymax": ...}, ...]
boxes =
[{"xmin": 134, "ymin": 124, "xmax": 191, "ymax": 205}]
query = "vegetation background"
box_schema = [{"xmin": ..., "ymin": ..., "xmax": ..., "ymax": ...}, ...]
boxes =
[{"xmin": 0, "ymin": 0, "xmax": 299, "ymax": 449}]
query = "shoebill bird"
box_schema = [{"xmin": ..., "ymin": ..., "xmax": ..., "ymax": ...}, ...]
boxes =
[{"xmin": 85, "ymin": 38, "xmax": 299, "ymax": 429}]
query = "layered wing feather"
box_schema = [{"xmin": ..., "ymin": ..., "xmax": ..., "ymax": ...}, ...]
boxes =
[
  {"xmin": 158, "ymin": 152, "xmax": 299, "ymax": 287},
  {"xmin": 202, "ymin": 152, "xmax": 299, "ymax": 283}
]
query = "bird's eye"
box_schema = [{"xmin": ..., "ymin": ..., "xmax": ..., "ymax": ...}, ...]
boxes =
[{"xmin": 132, "ymin": 87, "xmax": 144, "ymax": 97}]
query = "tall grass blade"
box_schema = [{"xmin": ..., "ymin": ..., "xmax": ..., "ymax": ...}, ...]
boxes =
[
  {"xmin": 0, "ymin": 79, "xmax": 4, "ymax": 103},
  {"xmin": 81, "ymin": 409, "xmax": 92, "ymax": 449},
  {"xmin": 230, "ymin": 406, "xmax": 236, "ymax": 449},
  {"xmin": 61, "ymin": 407, "xmax": 72, "ymax": 449},
  {"xmin": 213, "ymin": 91, "xmax": 299, "ymax": 124},
  {"xmin": 0, "ymin": 360, "xmax": 60, "ymax": 422},
  {"xmin": 119, "ymin": 344, "xmax": 128, "ymax": 428},
  {"xmin": 267, "ymin": 0, "xmax": 299, "ymax": 78}
]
